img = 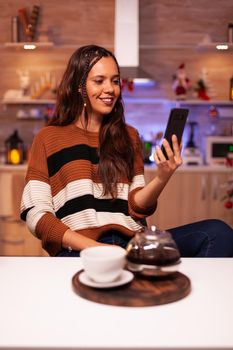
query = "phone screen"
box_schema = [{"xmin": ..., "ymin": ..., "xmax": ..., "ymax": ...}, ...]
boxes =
[{"xmin": 161, "ymin": 108, "xmax": 189, "ymax": 159}]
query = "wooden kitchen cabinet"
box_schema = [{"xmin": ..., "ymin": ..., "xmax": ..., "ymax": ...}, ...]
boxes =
[
  {"xmin": 0, "ymin": 165, "xmax": 48, "ymax": 256},
  {"xmin": 144, "ymin": 167, "xmax": 233, "ymax": 230},
  {"xmin": 0, "ymin": 220, "xmax": 48, "ymax": 256}
]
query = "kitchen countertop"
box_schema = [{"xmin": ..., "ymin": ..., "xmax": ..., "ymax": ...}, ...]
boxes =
[
  {"xmin": 0, "ymin": 164, "xmax": 27, "ymax": 171},
  {"xmin": 0, "ymin": 163, "xmax": 232, "ymax": 172},
  {"xmin": 145, "ymin": 164, "xmax": 232, "ymax": 172},
  {"xmin": 0, "ymin": 257, "xmax": 233, "ymax": 350}
]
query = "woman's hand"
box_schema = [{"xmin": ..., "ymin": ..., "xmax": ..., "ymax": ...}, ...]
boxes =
[
  {"xmin": 154, "ymin": 135, "xmax": 182, "ymax": 181},
  {"xmin": 62, "ymin": 229, "xmax": 113, "ymax": 251},
  {"xmin": 133, "ymin": 135, "xmax": 182, "ymax": 209}
]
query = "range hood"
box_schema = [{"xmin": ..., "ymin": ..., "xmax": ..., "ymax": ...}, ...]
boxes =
[{"xmin": 114, "ymin": 0, "xmax": 155, "ymax": 85}]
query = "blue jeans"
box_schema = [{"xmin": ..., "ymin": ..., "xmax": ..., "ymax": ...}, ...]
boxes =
[{"xmin": 56, "ymin": 219, "xmax": 233, "ymax": 258}]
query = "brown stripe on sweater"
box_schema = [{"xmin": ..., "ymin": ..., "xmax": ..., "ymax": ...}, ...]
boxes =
[{"xmin": 38, "ymin": 125, "xmax": 99, "ymax": 157}]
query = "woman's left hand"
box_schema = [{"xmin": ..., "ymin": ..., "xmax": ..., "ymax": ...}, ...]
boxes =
[
  {"xmin": 154, "ymin": 135, "xmax": 183, "ymax": 181},
  {"xmin": 134, "ymin": 135, "xmax": 182, "ymax": 209}
]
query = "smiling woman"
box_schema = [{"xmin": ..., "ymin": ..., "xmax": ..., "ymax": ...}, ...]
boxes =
[{"xmin": 20, "ymin": 45, "xmax": 233, "ymax": 258}]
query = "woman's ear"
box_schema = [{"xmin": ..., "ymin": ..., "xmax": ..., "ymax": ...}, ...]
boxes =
[{"xmin": 78, "ymin": 87, "xmax": 82, "ymax": 94}]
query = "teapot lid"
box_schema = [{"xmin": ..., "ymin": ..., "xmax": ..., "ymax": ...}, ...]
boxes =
[{"xmin": 136, "ymin": 225, "xmax": 173, "ymax": 242}]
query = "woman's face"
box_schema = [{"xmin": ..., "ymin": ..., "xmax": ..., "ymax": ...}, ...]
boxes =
[{"xmin": 85, "ymin": 56, "xmax": 121, "ymax": 117}]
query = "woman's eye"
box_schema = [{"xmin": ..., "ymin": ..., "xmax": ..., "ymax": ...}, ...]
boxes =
[
  {"xmin": 94, "ymin": 80, "xmax": 103, "ymax": 84},
  {"xmin": 113, "ymin": 79, "xmax": 120, "ymax": 85}
]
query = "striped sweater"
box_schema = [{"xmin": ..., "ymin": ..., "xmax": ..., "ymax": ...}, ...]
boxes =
[{"xmin": 20, "ymin": 124, "xmax": 156, "ymax": 256}]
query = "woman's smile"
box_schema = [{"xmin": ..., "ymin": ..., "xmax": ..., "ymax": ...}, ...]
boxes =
[{"xmin": 99, "ymin": 96, "xmax": 115, "ymax": 106}]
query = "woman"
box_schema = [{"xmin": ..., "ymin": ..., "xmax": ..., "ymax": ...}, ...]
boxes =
[{"xmin": 20, "ymin": 45, "xmax": 233, "ymax": 257}]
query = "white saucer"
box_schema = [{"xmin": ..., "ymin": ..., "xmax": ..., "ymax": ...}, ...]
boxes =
[{"xmin": 79, "ymin": 270, "xmax": 134, "ymax": 289}]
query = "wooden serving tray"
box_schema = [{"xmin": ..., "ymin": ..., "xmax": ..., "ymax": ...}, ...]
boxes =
[{"xmin": 72, "ymin": 270, "xmax": 191, "ymax": 307}]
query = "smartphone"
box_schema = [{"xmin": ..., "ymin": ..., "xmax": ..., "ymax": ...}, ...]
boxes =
[{"xmin": 161, "ymin": 108, "xmax": 189, "ymax": 159}]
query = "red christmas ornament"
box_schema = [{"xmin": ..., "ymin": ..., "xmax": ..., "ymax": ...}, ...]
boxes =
[
  {"xmin": 225, "ymin": 157, "xmax": 233, "ymax": 167},
  {"xmin": 224, "ymin": 200, "xmax": 233, "ymax": 209},
  {"xmin": 121, "ymin": 78, "xmax": 127, "ymax": 90},
  {"xmin": 127, "ymin": 79, "xmax": 134, "ymax": 92},
  {"xmin": 208, "ymin": 106, "xmax": 219, "ymax": 118}
]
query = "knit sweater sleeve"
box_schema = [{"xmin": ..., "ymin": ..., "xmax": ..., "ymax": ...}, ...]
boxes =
[
  {"xmin": 127, "ymin": 127, "xmax": 157, "ymax": 219},
  {"xmin": 20, "ymin": 129, "xmax": 69, "ymax": 254}
]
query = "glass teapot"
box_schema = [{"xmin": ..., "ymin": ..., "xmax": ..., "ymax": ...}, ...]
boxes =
[{"xmin": 126, "ymin": 225, "xmax": 181, "ymax": 277}]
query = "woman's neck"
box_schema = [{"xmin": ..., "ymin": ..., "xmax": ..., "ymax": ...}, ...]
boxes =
[{"xmin": 75, "ymin": 113, "xmax": 102, "ymax": 132}]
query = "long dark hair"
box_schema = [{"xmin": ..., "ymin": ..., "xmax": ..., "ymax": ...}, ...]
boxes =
[{"xmin": 49, "ymin": 45, "xmax": 135, "ymax": 198}]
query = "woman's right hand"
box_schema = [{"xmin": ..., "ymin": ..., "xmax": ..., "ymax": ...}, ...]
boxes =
[{"xmin": 62, "ymin": 229, "xmax": 112, "ymax": 251}]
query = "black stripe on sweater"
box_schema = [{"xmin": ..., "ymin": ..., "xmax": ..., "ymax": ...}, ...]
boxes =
[
  {"xmin": 20, "ymin": 207, "xmax": 33, "ymax": 221},
  {"xmin": 55, "ymin": 194, "xmax": 129, "ymax": 219},
  {"xmin": 47, "ymin": 144, "xmax": 99, "ymax": 177}
]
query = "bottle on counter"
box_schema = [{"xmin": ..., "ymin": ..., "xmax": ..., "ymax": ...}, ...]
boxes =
[
  {"xmin": 230, "ymin": 76, "xmax": 233, "ymax": 101},
  {"xmin": 11, "ymin": 16, "xmax": 19, "ymax": 42},
  {"xmin": 228, "ymin": 23, "xmax": 233, "ymax": 43}
]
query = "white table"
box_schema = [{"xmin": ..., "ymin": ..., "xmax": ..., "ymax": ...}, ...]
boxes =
[{"xmin": 0, "ymin": 257, "xmax": 232, "ymax": 350}]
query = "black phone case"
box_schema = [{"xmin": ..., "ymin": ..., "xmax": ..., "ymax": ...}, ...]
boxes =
[{"xmin": 161, "ymin": 108, "xmax": 189, "ymax": 159}]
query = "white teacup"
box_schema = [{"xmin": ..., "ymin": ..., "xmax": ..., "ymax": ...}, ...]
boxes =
[{"xmin": 80, "ymin": 246, "xmax": 126, "ymax": 283}]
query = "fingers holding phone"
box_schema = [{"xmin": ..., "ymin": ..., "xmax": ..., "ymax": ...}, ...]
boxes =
[
  {"xmin": 162, "ymin": 137, "xmax": 175, "ymax": 160},
  {"xmin": 154, "ymin": 135, "xmax": 182, "ymax": 167},
  {"xmin": 170, "ymin": 134, "xmax": 183, "ymax": 164}
]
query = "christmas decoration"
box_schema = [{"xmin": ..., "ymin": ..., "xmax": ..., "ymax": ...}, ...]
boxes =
[
  {"xmin": 194, "ymin": 68, "xmax": 216, "ymax": 100},
  {"xmin": 208, "ymin": 105, "xmax": 219, "ymax": 119},
  {"xmin": 194, "ymin": 78, "xmax": 210, "ymax": 100},
  {"xmin": 221, "ymin": 156, "xmax": 233, "ymax": 209},
  {"xmin": 121, "ymin": 78, "xmax": 134, "ymax": 92},
  {"xmin": 172, "ymin": 63, "xmax": 191, "ymax": 100},
  {"xmin": 18, "ymin": 5, "xmax": 40, "ymax": 42}
]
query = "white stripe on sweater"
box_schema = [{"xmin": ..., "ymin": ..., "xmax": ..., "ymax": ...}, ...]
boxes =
[{"xmin": 61, "ymin": 209, "xmax": 142, "ymax": 232}]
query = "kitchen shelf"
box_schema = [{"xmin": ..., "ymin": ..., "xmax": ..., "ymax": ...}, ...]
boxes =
[
  {"xmin": 139, "ymin": 44, "xmax": 194, "ymax": 50},
  {"xmin": 122, "ymin": 97, "xmax": 233, "ymax": 106},
  {"xmin": 1, "ymin": 43, "xmax": 113, "ymax": 50},
  {"xmin": 139, "ymin": 43, "xmax": 233, "ymax": 51},
  {"xmin": 67, "ymin": 43, "xmax": 232, "ymax": 52},
  {"xmin": 197, "ymin": 42, "xmax": 233, "ymax": 51},
  {"xmin": 1, "ymin": 98, "xmax": 55, "ymax": 105},
  {"xmin": 174, "ymin": 100, "xmax": 233, "ymax": 106},
  {"xmin": 123, "ymin": 97, "xmax": 168, "ymax": 104},
  {"xmin": 3, "ymin": 42, "xmax": 54, "ymax": 49}
]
